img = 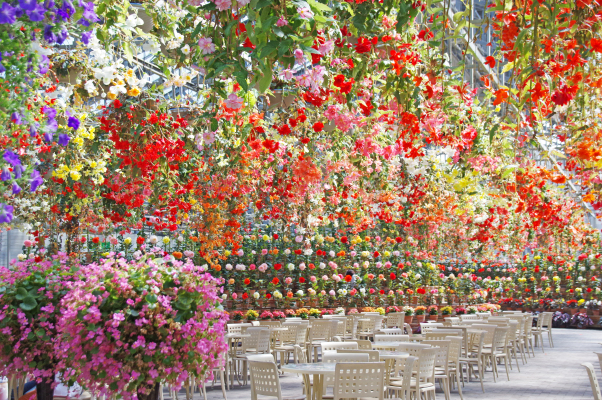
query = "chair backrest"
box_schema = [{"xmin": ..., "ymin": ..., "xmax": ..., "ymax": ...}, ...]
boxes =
[
  {"xmin": 420, "ymin": 322, "xmax": 444, "ymax": 333},
  {"xmin": 467, "ymin": 330, "xmax": 484, "ymax": 358},
  {"xmin": 395, "ymin": 356, "xmax": 416, "ymax": 398},
  {"xmin": 333, "ymin": 362, "xmax": 385, "ymax": 400},
  {"xmin": 460, "ymin": 314, "xmax": 478, "ymax": 321},
  {"xmin": 445, "ymin": 336, "xmax": 463, "ymax": 366},
  {"xmin": 322, "ymin": 341, "xmax": 359, "ymax": 352},
  {"xmin": 309, "ymin": 320, "xmax": 333, "ymax": 341},
  {"xmin": 380, "ymin": 328, "xmax": 404, "ymax": 335},
  {"xmin": 371, "ymin": 315, "xmax": 385, "ymax": 331},
  {"xmin": 523, "ymin": 315, "xmax": 534, "ymax": 337},
  {"xmin": 488, "ymin": 317, "xmax": 510, "ymax": 323},
  {"xmin": 386, "ymin": 313, "xmax": 404, "ymax": 328},
  {"xmin": 403, "ymin": 323, "xmax": 414, "ymax": 335},
  {"xmin": 249, "ymin": 360, "xmax": 282, "ymax": 400},
  {"xmin": 247, "ymin": 354, "xmax": 276, "ymax": 362},
  {"xmin": 415, "ymin": 348, "xmax": 438, "ymax": 383},
  {"xmin": 337, "ymin": 349, "xmax": 380, "ymax": 362},
  {"xmin": 477, "ymin": 312, "xmax": 491, "ymax": 319},
  {"xmin": 397, "ymin": 343, "xmax": 431, "ymax": 358},
  {"xmin": 422, "ymin": 340, "xmax": 450, "ymax": 370},
  {"xmin": 542, "ymin": 312, "xmax": 554, "ymax": 328},
  {"xmin": 278, "ymin": 324, "xmax": 299, "ymax": 344},
  {"xmin": 258, "ymin": 320, "xmax": 282, "ymax": 327},
  {"xmin": 425, "ymin": 332, "xmax": 453, "ymax": 341},
  {"xmin": 285, "ymin": 317, "xmax": 302, "ymax": 321},
  {"xmin": 295, "ymin": 324, "xmax": 308, "ymax": 345},
  {"xmin": 242, "ymin": 327, "xmax": 270, "ymax": 352},
  {"xmin": 227, "ymin": 323, "xmax": 252, "ymax": 334},
  {"xmin": 293, "ymin": 344, "xmax": 307, "ymax": 363},
  {"xmin": 583, "ymin": 363, "xmax": 602, "ymax": 400},
  {"xmin": 356, "ymin": 340, "xmax": 373, "ymax": 349},
  {"xmin": 445, "ymin": 317, "xmax": 460, "ymax": 325},
  {"xmin": 374, "ymin": 334, "xmax": 409, "ymax": 343},
  {"xmin": 506, "ymin": 321, "xmax": 519, "ymax": 342},
  {"xmin": 491, "ymin": 327, "xmax": 508, "ymax": 351},
  {"xmin": 595, "ymin": 352, "xmax": 602, "ymax": 372},
  {"xmin": 472, "ymin": 324, "xmax": 496, "ymax": 345},
  {"xmin": 323, "ymin": 353, "xmax": 370, "ymax": 363}
]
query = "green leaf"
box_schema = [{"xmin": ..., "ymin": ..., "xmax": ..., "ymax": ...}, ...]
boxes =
[
  {"xmin": 123, "ymin": 42, "xmax": 134, "ymax": 64},
  {"xmin": 489, "ymin": 123, "xmax": 499, "ymax": 144},
  {"xmin": 146, "ymin": 294, "xmax": 158, "ymax": 303},
  {"xmin": 233, "ymin": 71, "xmax": 249, "ymax": 91},
  {"xmin": 257, "ymin": 66, "xmax": 273, "ymax": 93},
  {"xmin": 501, "ymin": 166, "xmax": 516, "ymax": 179},
  {"xmin": 259, "ymin": 41, "xmax": 279, "ymax": 58},
  {"xmin": 19, "ymin": 296, "xmax": 37, "ymax": 311},
  {"xmin": 211, "ymin": 118, "xmax": 218, "ymax": 131},
  {"xmin": 256, "ymin": 0, "xmax": 272, "ymax": 8},
  {"xmin": 15, "ymin": 287, "xmax": 27, "ymax": 300}
]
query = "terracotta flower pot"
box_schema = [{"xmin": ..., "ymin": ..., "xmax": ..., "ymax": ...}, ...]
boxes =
[
  {"xmin": 429, "ymin": 315, "xmax": 438, "ymax": 321},
  {"xmin": 415, "ymin": 315, "xmax": 426, "ymax": 323},
  {"xmin": 404, "ymin": 315, "xmax": 413, "ymax": 324}
]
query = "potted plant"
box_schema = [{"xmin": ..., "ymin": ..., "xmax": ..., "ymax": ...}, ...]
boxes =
[
  {"xmin": 259, "ymin": 310, "xmax": 273, "ymax": 320},
  {"xmin": 427, "ymin": 305, "xmax": 439, "ymax": 321},
  {"xmin": 403, "ymin": 306, "xmax": 414, "ymax": 324},
  {"xmin": 0, "ymin": 256, "xmax": 80, "ymax": 400},
  {"xmin": 231, "ymin": 310, "xmax": 245, "ymax": 322},
  {"xmin": 467, "ymin": 305, "xmax": 478, "ymax": 314},
  {"xmin": 246, "ymin": 309, "xmax": 259, "ymax": 321},
  {"xmin": 376, "ymin": 307, "xmax": 386, "ymax": 316},
  {"xmin": 296, "ymin": 308, "xmax": 310, "ymax": 319},
  {"xmin": 455, "ymin": 307, "xmax": 466, "ymax": 315},
  {"xmin": 56, "ymin": 253, "xmax": 228, "ymax": 400},
  {"xmin": 414, "ymin": 306, "xmax": 427, "ymax": 322},
  {"xmin": 386, "ymin": 306, "xmax": 401, "ymax": 314},
  {"xmin": 309, "ymin": 308, "xmax": 321, "ymax": 319},
  {"xmin": 440, "ymin": 306, "xmax": 453, "ymax": 317},
  {"xmin": 570, "ymin": 312, "xmax": 594, "ymax": 329},
  {"xmin": 272, "ymin": 311, "xmax": 286, "ymax": 320}
]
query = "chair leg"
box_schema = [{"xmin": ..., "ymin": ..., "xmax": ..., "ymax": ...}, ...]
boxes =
[
  {"xmin": 220, "ymin": 370, "xmax": 228, "ymax": 400},
  {"xmin": 504, "ymin": 356, "xmax": 510, "ymax": 381}
]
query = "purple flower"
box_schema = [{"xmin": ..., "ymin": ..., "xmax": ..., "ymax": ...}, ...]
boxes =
[
  {"xmin": 81, "ymin": 30, "xmax": 92, "ymax": 45},
  {"xmin": 44, "ymin": 132, "xmax": 53, "ymax": 142},
  {"xmin": 46, "ymin": 118, "xmax": 57, "ymax": 132},
  {"xmin": 67, "ymin": 116, "xmax": 80, "ymax": 130},
  {"xmin": 80, "ymin": 0, "xmax": 98, "ymax": 22},
  {"xmin": 27, "ymin": 4, "xmax": 46, "ymax": 21},
  {"xmin": 1, "ymin": 167, "xmax": 11, "ymax": 181},
  {"xmin": 56, "ymin": 27, "xmax": 68, "ymax": 44},
  {"xmin": 19, "ymin": 0, "xmax": 37, "ymax": 11},
  {"xmin": 12, "ymin": 182, "xmax": 21, "ymax": 195},
  {"xmin": 30, "ymin": 124, "xmax": 38, "ymax": 137},
  {"xmin": 30, "ymin": 170, "xmax": 43, "ymax": 192},
  {"xmin": 43, "ymin": 106, "xmax": 56, "ymax": 119},
  {"xmin": 58, "ymin": 133, "xmax": 70, "ymax": 146},
  {"xmin": 0, "ymin": 2, "xmax": 17, "ymax": 24},
  {"xmin": 0, "ymin": 204, "xmax": 14, "ymax": 224},
  {"xmin": 13, "ymin": 165, "xmax": 23, "ymax": 179},
  {"xmin": 60, "ymin": 0, "xmax": 74, "ymax": 18},
  {"xmin": 11, "ymin": 112, "xmax": 22, "ymax": 125},
  {"xmin": 38, "ymin": 54, "xmax": 49, "ymax": 74},
  {"xmin": 3, "ymin": 150, "xmax": 21, "ymax": 167},
  {"xmin": 43, "ymin": 24, "xmax": 56, "ymax": 43}
]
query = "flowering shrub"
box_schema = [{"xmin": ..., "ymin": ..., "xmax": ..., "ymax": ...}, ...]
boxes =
[
  {"xmin": 231, "ymin": 311, "xmax": 244, "ymax": 321},
  {"xmin": 386, "ymin": 306, "xmax": 401, "ymax": 314},
  {"xmin": 375, "ymin": 307, "xmax": 386, "ymax": 315},
  {"xmin": 296, "ymin": 308, "xmax": 309, "ymax": 318},
  {"xmin": 440, "ymin": 306, "xmax": 453, "ymax": 315},
  {"xmin": 467, "ymin": 306, "xmax": 478, "ymax": 314},
  {"xmin": 55, "ymin": 254, "xmax": 228, "ymax": 399},
  {"xmin": 403, "ymin": 306, "xmax": 414, "ymax": 316},
  {"xmin": 0, "ymin": 255, "xmax": 78, "ymax": 385},
  {"xmin": 308, "ymin": 308, "xmax": 321, "ymax": 318},
  {"xmin": 272, "ymin": 311, "xmax": 285, "ymax": 320},
  {"xmin": 347, "ymin": 308, "xmax": 359, "ymax": 315}
]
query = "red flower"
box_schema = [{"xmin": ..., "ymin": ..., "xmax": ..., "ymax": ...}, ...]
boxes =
[
  {"xmin": 242, "ymin": 292, "xmax": 249, "ymax": 300},
  {"xmin": 354, "ymin": 36, "xmax": 372, "ymax": 53},
  {"xmin": 373, "ymin": 251, "xmax": 380, "ymax": 258},
  {"xmin": 244, "ymin": 278, "xmax": 251, "ymax": 285},
  {"xmin": 242, "ymin": 37, "xmax": 256, "ymax": 50},
  {"xmin": 274, "ymin": 263, "xmax": 282, "ymax": 270},
  {"xmin": 272, "ymin": 277, "xmax": 280, "ymax": 285},
  {"xmin": 299, "ymin": 277, "xmax": 306, "ymax": 283},
  {"xmin": 390, "ymin": 273, "xmax": 396, "ymax": 280},
  {"xmin": 379, "ymin": 289, "xmax": 385, "ymax": 295},
  {"xmin": 92, "ymin": 237, "xmax": 100, "ymax": 244},
  {"xmin": 341, "ymin": 236, "xmax": 348, "ymax": 243},
  {"xmin": 309, "ymin": 263, "xmax": 315, "ymax": 269},
  {"xmin": 273, "ymin": 234, "xmax": 279, "ymax": 239},
  {"xmin": 80, "ymin": 237, "xmax": 86, "ymax": 243},
  {"xmin": 136, "ymin": 236, "xmax": 145, "ymax": 245},
  {"xmin": 313, "ymin": 121, "xmax": 324, "ymax": 132},
  {"xmin": 265, "ymin": 293, "xmax": 272, "ymax": 299},
  {"xmin": 345, "ymin": 275, "xmax": 352, "ymax": 282},
  {"xmin": 417, "ymin": 287, "xmax": 426, "ymax": 294},
  {"xmin": 294, "ymin": 249, "xmax": 302, "ymax": 255}
]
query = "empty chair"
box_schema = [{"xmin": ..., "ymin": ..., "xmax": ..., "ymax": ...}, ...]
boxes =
[
  {"xmin": 234, "ymin": 328, "xmax": 271, "ymax": 386},
  {"xmin": 423, "ymin": 340, "xmax": 451, "ymax": 400},
  {"xmin": 321, "ymin": 341, "xmax": 359, "ymax": 352},
  {"xmin": 444, "ymin": 317, "xmax": 460, "ymax": 326},
  {"xmin": 583, "ymin": 363, "xmax": 602, "ymax": 400},
  {"xmin": 344, "ymin": 339, "xmax": 373, "ymax": 349},
  {"xmin": 409, "ymin": 348, "xmax": 438, "ymax": 400},
  {"xmin": 259, "ymin": 320, "xmax": 282, "ymax": 327},
  {"xmin": 273, "ymin": 324, "xmax": 300, "ymax": 366},
  {"xmin": 380, "ymin": 328, "xmax": 404, "ymax": 335},
  {"xmin": 420, "ymin": 322, "xmax": 444, "ymax": 333},
  {"xmin": 472, "ymin": 324, "xmax": 496, "ymax": 346},
  {"xmin": 324, "ymin": 352, "xmax": 370, "ymax": 363},
  {"xmin": 460, "ymin": 314, "xmax": 479, "ymax": 321},
  {"xmin": 374, "ymin": 334, "xmax": 409, "ymax": 342},
  {"xmin": 397, "ymin": 343, "xmax": 431, "ymax": 358},
  {"xmin": 403, "ymin": 323, "xmax": 414, "ymax": 336},
  {"xmin": 595, "ymin": 352, "xmax": 602, "ymax": 371},
  {"xmin": 445, "ymin": 336, "xmax": 464, "ymax": 400},
  {"xmin": 482, "ymin": 327, "xmax": 510, "ymax": 382},
  {"xmin": 333, "ymin": 362, "xmax": 386, "ymax": 400},
  {"xmin": 228, "ymin": 323, "xmax": 252, "ymax": 334},
  {"xmin": 249, "ymin": 359, "xmax": 304, "ymax": 400},
  {"xmin": 386, "ymin": 356, "xmax": 416, "ymax": 399},
  {"xmin": 307, "ymin": 320, "xmax": 333, "ymax": 362},
  {"xmin": 337, "ymin": 349, "xmax": 380, "ymax": 362},
  {"xmin": 386, "ymin": 313, "xmax": 404, "ymax": 328}
]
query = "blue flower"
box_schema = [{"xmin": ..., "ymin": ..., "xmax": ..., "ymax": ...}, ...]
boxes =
[
  {"xmin": 12, "ymin": 182, "xmax": 21, "ymax": 195},
  {"xmin": 0, "ymin": 2, "xmax": 17, "ymax": 24},
  {"xmin": 13, "ymin": 165, "xmax": 23, "ymax": 179},
  {"xmin": 38, "ymin": 54, "xmax": 49, "ymax": 73},
  {"xmin": 67, "ymin": 116, "xmax": 80, "ymax": 130},
  {"xmin": 0, "ymin": 204, "xmax": 14, "ymax": 224},
  {"xmin": 19, "ymin": 0, "xmax": 37, "ymax": 11},
  {"xmin": 30, "ymin": 170, "xmax": 43, "ymax": 192},
  {"xmin": 11, "ymin": 112, "xmax": 23, "ymax": 125},
  {"xmin": 3, "ymin": 150, "xmax": 21, "ymax": 167},
  {"xmin": 44, "ymin": 132, "xmax": 53, "ymax": 142},
  {"xmin": 58, "ymin": 133, "xmax": 70, "ymax": 146},
  {"xmin": 81, "ymin": 30, "xmax": 92, "ymax": 45},
  {"xmin": 56, "ymin": 27, "xmax": 68, "ymax": 44},
  {"xmin": 46, "ymin": 118, "xmax": 58, "ymax": 132},
  {"xmin": 27, "ymin": 5, "xmax": 45, "ymax": 22},
  {"xmin": 30, "ymin": 123, "xmax": 39, "ymax": 137},
  {"xmin": 1, "ymin": 167, "xmax": 11, "ymax": 181},
  {"xmin": 44, "ymin": 24, "xmax": 56, "ymax": 43}
]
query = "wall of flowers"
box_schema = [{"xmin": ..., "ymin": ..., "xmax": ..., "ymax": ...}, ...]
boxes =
[{"xmin": 1, "ymin": 0, "xmax": 602, "ymax": 397}]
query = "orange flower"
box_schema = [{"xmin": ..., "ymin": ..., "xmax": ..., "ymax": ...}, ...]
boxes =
[
  {"xmin": 213, "ymin": 264, "xmax": 222, "ymax": 272},
  {"xmin": 190, "ymin": 236, "xmax": 199, "ymax": 242},
  {"xmin": 172, "ymin": 251, "xmax": 183, "ymax": 259},
  {"xmin": 287, "ymin": 291, "xmax": 294, "ymax": 298},
  {"xmin": 272, "ymin": 248, "xmax": 279, "ymax": 255},
  {"xmin": 337, "ymin": 251, "xmax": 346, "ymax": 257}
]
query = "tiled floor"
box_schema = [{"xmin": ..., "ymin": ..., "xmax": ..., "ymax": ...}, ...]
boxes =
[{"xmin": 189, "ymin": 328, "xmax": 601, "ymax": 400}]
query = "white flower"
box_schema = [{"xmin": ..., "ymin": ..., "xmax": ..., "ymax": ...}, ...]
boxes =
[
  {"xmin": 415, "ymin": 273, "xmax": 422, "ymax": 279},
  {"xmin": 125, "ymin": 14, "xmax": 143, "ymax": 29},
  {"xmin": 273, "ymin": 290, "xmax": 283, "ymax": 299},
  {"xmin": 287, "ymin": 263, "xmax": 295, "ymax": 271},
  {"xmin": 84, "ymin": 80, "xmax": 98, "ymax": 95},
  {"xmin": 296, "ymin": 290, "xmax": 304, "ymax": 297},
  {"xmin": 253, "ymin": 292, "xmax": 260, "ymax": 299},
  {"xmin": 221, "ymin": 294, "xmax": 227, "ymax": 300},
  {"xmin": 284, "ymin": 249, "xmax": 291, "ymax": 255},
  {"xmin": 17, "ymin": 254, "xmax": 26, "ymax": 261},
  {"xmin": 143, "ymin": 40, "xmax": 161, "ymax": 53},
  {"xmin": 304, "ymin": 249, "xmax": 313, "ymax": 256},
  {"xmin": 319, "ymin": 263, "xmax": 326, "ymax": 269},
  {"xmin": 181, "ymin": 44, "xmax": 191, "ymax": 55},
  {"xmin": 149, "ymin": 235, "xmax": 158, "ymax": 244},
  {"xmin": 177, "ymin": 236, "xmax": 184, "ymax": 242}
]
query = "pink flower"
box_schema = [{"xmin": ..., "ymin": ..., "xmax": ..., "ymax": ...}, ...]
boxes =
[
  {"xmin": 261, "ymin": 249, "xmax": 268, "ymax": 255},
  {"xmin": 297, "ymin": 7, "xmax": 314, "ymax": 20},
  {"xmin": 285, "ymin": 277, "xmax": 292, "ymax": 284},
  {"xmin": 294, "ymin": 48, "xmax": 304, "ymax": 62},
  {"xmin": 276, "ymin": 16, "xmax": 288, "ymax": 26},
  {"xmin": 310, "ymin": 276, "xmax": 317, "ymax": 283},
  {"xmin": 213, "ymin": 0, "xmax": 231, "ymax": 11},
  {"xmin": 232, "ymin": 292, "xmax": 238, "ymax": 299},
  {"xmin": 23, "ymin": 240, "xmax": 33, "ymax": 247},
  {"xmin": 225, "ymin": 93, "xmax": 243, "ymax": 110},
  {"xmin": 198, "ymin": 37, "xmax": 216, "ymax": 54}
]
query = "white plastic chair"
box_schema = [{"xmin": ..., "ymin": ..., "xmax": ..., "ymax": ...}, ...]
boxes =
[
  {"xmin": 380, "ymin": 328, "xmax": 404, "ymax": 335},
  {"xmin": 374, "ymin": 334, "xmax": 409, "ymax": 342},
  {"xmin": 321, "ymin": 341, "xmax": 359, "ymax": 352},
  {"xmin": 249, "ymin": 360, "xmax": 304, "ymax": 400},
  {"xmin": 583, "ymin": 362, "xmax": 602, "ymax": 400},
  {"xmin": 386, "ymin": 356, "xmax": 416, "ymax": 399},
  {"xmin": 337, "ymin": 349, "xmax": 380, "ymax": 362},
  {"xmin": 333, "ymin": 362, "xmax": 385, "ymax": 400}
]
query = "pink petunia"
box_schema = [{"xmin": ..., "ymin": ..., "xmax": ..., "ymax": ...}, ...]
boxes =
[{"xmin": 198, "ymin": 37, "xmax": 216, "ymax": 54}]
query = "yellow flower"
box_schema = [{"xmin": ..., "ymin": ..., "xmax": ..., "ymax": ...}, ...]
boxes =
[
  {"xmin": 162, "ymin": 237, "xmax": 170, "ymax": 244},
  {"xmin": 70, "ymin": 171, "xmax": 82, "ymax": 181},
  {"xmin": 107, "ymin": 92, "xmax": 117, "ymax": 100},
  {"xmin": 262, "ymin": 234, "xmax": 269, "ymax": 241},
  {"xmin": 127, "ymin": 87, "xmax": 141, "ymax": 96},
  {"xmin": 534, "ymin": 256, "xmax": 541, "ymax": 260},
  {"xmin": 224, "ymin": 250, "xmax": 231, "ymax": 256},
  {"xmin": 124, "ymin": 238, "xmax": 132, "ymax": 245}
]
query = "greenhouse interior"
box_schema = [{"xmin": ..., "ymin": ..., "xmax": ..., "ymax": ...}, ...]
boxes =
[{"xmin": 1, "ymin": 0, "xmax": 602, "ymax": 398}]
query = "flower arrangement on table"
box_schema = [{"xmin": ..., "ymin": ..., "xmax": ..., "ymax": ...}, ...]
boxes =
[{"xmin": 55, "ymin": 253, "xmax": 228, "ymax": 400}]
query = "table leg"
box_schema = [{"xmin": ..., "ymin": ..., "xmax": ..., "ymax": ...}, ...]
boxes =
[{"xmin": 313, "ymin": 374, "xmax": 324, "ymax": 400}]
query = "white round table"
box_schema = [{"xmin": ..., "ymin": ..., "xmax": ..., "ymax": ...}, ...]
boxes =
[
  {"xmin": 377, "ymin": 350, "xmax": 410, "ymax": 360},
  {"xmin": 281, "ymin": 363, "xmax": 336, "ymax": 400}
]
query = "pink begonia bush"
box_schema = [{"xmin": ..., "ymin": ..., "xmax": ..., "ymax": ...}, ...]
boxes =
[
  {"xmin": 56, "ymin": 252, "xmax": 229, "ymax": 399},
  {"xmin": 0, "ymin": 254, "xmax": 79, "ymax": 383}
]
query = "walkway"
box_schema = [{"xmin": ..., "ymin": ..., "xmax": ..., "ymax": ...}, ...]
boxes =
[{"xmin": 197, "ymin": 328, "xmax": 600, "ymax": 400}]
